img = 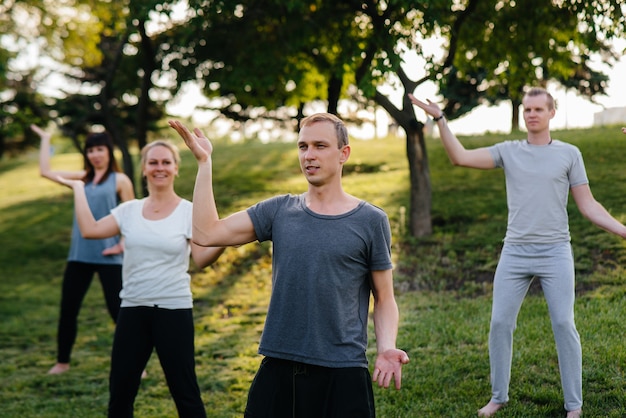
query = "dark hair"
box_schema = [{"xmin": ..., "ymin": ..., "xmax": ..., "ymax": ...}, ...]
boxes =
[{"xmin": 82, "ymin": 131, "xmax": 122, "ymax": 184}]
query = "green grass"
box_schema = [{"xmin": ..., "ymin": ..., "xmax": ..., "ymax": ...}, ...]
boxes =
[{"xmin": 1, "ymin": 125, "xmax": 625, "ymax": 417}]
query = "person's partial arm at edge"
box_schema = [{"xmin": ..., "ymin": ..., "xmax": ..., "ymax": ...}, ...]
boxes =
[
  {"xmin": 571, "ymin": 184, "xmax": 626, "ymax": 239},
  {"xmin": 407, "ymin": 94, "xmax": 495, "ymax": 169},
  {"xmin": 168, "ymin": 120, "xmax": 257, "ymax": 247},
  {"xmin": 370, "ymin": 269, "xmax": 410, "ymax": 390},
  {"xmin": 56, "ymin": 177, "xmax": 121, "ymax": 239}
]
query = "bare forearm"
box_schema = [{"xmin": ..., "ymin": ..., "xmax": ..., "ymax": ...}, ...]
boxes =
[
  {"xmin": 584, "ymin": 202, "xmax": 626, "ymax": 238},
  {"xmin": 373, "ymin": 299, "xmax": 400, "ymax": 353},
  {"xmin": 39, "ymin": 137, "xmax": 53, "ymax": 178},
  {"xmin": 72, "ymin": 185, "xmax": 99, "ymax": 237},
  {"xmin": 437, "ymin": 119, "xmax": 467, "ymax": 165},
  {"xmin": 192, "ymin": 161, "xmax": 221, "ymax": 245}
]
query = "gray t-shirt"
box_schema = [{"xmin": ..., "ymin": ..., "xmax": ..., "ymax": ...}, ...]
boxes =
[
  {"xmin": 68, "ymin": 172, "xmax": 122, "ymax": 264},
  {"xmin": 247, "ymin": 193, "xmax": 393, "ymax": 368},
  {"xmin": 489, "ymin": 139, "xmax": 588, "ymax": 244}
]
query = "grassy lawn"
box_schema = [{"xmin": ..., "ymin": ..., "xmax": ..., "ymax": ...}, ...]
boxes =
[{"xmin": 0, "ymin": 124, "xmax": 625, "ymax": 417}]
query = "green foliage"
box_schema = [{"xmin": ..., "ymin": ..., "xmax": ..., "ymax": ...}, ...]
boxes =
[
  {"xmin": 441, "ymin": 0, "xmax": 625, "ymax": 123},
  {"xmin": 1, "ymin": 125, "xmax": 625, "ymax": 416}
]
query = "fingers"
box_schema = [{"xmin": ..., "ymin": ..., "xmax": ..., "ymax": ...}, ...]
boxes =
[
  {"xmin": 373, "ymin": 368, "xmax": 396, "ymax": 389},
  {"xmin": 394, "ymin": 370, "xmax": 403, "ymax": 390}
]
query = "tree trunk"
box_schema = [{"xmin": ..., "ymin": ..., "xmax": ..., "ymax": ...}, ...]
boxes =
[
  {"xmin": 374, "ymin": 90, "xmax": 433, "ymax": 238},
  {"xmin": 100, "ymin": 30, "xmax": 135, "ymax": 195},
  {"xmin": 327, "ymin": 74, "xmax": 342, "ymax": 115},
  {"xmin": 404, "ymin": 122, "xmax": 432, "ymax": 237},
  {"xmin": 511, "ymin": 98, "xmax": 521, "ymax": 132},
  {"xmin": 137, "ymin": 19, "xmax": 156, "ymax": 197}
]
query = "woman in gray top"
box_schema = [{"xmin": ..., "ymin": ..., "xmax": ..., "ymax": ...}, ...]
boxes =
[{"xmin": 32, "ymin": 125, "xmax": 134, "ymax": 375}]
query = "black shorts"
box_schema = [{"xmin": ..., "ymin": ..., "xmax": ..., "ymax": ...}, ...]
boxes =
[{"xmin": 244, "ymin": 357, "xmax": 375, "ymax": 418}]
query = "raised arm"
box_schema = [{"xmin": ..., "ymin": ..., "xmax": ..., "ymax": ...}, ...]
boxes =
[
  {"xmin": 408, "ymin": 95, "xmax": 495, "ymax": 169},
  {"xmin": 32, "ymin": 125, "xmax": 85, "ymax": 183},
  {"xmin": 56, "ymin": 177, "xmax": 121, "ymax": 239},
  {"xmin": 370, "ymin": 269, "xmax": 410, "ymax": 390},
  {"xmin": 168, "ymin": 120, "xmax": 257, "ymax": 247},
  {"xmin": 571, "ymin": 184, "xmax": 626, "ymax": 238}
]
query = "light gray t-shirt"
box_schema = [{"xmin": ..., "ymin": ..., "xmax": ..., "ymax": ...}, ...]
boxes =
[
  {"xmin": 489, "ymin": 139, "xmax": 588, "ymax": 244},
  {"xmin": 111, "ymin": 198, "xmax": 194, "ymax": 309},
  {"xmin": 247, "ymin": 193, "xmax": 393, "ymax": 368}
]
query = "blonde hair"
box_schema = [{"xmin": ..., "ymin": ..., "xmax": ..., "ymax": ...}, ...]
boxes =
[{"xmin": 300, "ymin": 113, "xmax": 349, "ymax": 148}]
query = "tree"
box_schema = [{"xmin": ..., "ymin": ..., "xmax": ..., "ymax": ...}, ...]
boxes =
[
  {"xmin": 0, "ymin": 0, "xmax": 170, "ymax": 193},
  {"xmin": 159, "ymin": 0, "xmax": 625, "ymax": 237},
  {"xmin": 161, "ymin": 0, "xmax": 477, "ymax": 237},
  {"xmin": 439, "ymin": 0, "xmax": 625, "ymax": 131}
]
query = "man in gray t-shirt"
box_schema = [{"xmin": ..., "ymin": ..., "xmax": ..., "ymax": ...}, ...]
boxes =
[
  {"xmin": 410, "ymin": 87, "xmax": 626, "ymax": 418},
  {"xmin": 170, "ymin": 113, "xmax": 409, "ymax": 418}
]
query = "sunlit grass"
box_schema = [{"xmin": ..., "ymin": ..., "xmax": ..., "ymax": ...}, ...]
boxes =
[{"xmin": 1, "ymin": 125, "xmax": 625, "ymax": 417}]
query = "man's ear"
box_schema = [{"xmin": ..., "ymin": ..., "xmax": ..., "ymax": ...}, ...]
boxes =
[{"xmin": 339, "ymin": 145, "xmax": 351, "ymax": 164}]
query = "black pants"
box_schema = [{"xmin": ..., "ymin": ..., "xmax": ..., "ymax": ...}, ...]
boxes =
[
  {"xmin": 108, "ymin": 306, "xmax": 206, "ymax": 418},
  {"xmin": 57, "ymin": 261, "xmax": 122, "ymax": 363},
  {"xmin": 244, "ymin": 357, "xmax": 375, "ymax": 418}
]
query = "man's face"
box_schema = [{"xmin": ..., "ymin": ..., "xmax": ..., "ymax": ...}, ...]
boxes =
[
  {"xmin": 297, "ymin": 121, "xmax": 349, "ymax": 186},
  {"xmin": 522, "ymin": 94, "xmax": 555, "ymax": 134}
]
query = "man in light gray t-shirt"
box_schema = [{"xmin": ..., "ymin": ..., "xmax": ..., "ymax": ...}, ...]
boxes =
[{"xmin": 410, "ymin": 87, "xmax": 626, "ymax": 418}]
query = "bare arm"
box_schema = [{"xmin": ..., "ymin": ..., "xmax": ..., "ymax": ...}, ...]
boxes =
[
  {"xmin": 56, "ymin": 177, "xmax": 121, "ymax": 239},
  {"xmin": 571, "ymin": 184, "xmax": 626, "ymax": 238},
  {"xmin": 32, "ymin": 125, "xmax": 85, "ymax": 183},
  {"xmin": 190, "ymin": 242, "xmax": 226, "ymax": 269},
  {"xmin": 168, "ymin": 120, "xmax": 257, "ymax": 247},
  {"xmin": 99, "ymin": 173, "xmax": 136, "ymax": 255},
  {"xmin": 370, "ymin": 269, "xmax": 410, "ymax": 390},
  {"xmin": 408, "ymin": 95, "xmax": 495, "ymax": 169},
  {"xmin": 116, "ymin": 173, "xmax": 135, "ymax": 202}
]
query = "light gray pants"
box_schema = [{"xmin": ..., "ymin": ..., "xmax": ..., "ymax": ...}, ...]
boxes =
[{"xmin": 488, "ymin": 242, "xmax": 582, "ymax": 412}]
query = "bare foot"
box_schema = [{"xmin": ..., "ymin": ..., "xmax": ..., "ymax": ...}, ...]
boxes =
[
  {"xmin": 141, "ymin": 369, "xmax": 148, "ymax": 379},
  {"xmin": 478, "ymin": 401, "xmax": 505, "ymax": 417},
  {"xmin": 566, "ymin": 409, "xmax": 582, "ymax": 418},
  {"xmin": 47, "ymin": 363, "xmax": 70, "ymax": 375}
]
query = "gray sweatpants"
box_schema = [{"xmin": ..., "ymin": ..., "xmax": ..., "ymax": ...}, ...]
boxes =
[{"xmin": 488, "ymin": 242, "xmax": 582, "ymax": 412}]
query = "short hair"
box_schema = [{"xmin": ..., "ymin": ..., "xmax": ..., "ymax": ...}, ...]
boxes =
[
  {"xmin": 524, "ymin": 87, "xmax": 556, "ymax": 110},
  {"xmin": 300, "ymin": 113, "xmax": 349, "ymax": 148},
  {"xmin": 140, "ymin": 140, "xmax": 181, "ymax": 167}
]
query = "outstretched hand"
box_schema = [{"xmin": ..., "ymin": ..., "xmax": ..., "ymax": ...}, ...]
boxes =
[
  {"xmin": 372, "ymin": 348, "xmax": 410, "ymax": 390},
  {"xmin": 407, "ymin": 94, "xmax": 442, "ymax": 119},
  {"xmin": 31, "ymin": 124, "xmax": 51, "ymax": 141},
  {"xmin": 168, "ymin": 120, "xmax": 213, "ymax": 163}
]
